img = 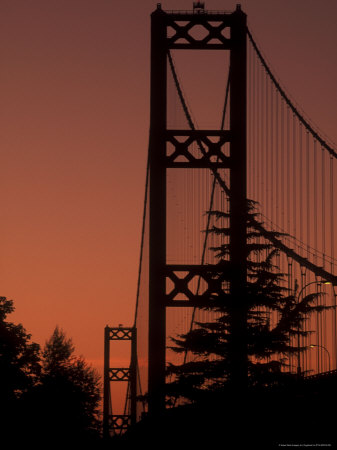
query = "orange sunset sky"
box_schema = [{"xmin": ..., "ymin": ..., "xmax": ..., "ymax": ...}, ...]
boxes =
[{"xmin": 1, "ymin": 0, "xmax": 337, "ymax": 410}]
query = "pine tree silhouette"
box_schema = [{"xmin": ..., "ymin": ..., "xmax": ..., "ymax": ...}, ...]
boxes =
[{"xmin": 166, "ymin": 203, "xmax": 328, "ymax": 404}]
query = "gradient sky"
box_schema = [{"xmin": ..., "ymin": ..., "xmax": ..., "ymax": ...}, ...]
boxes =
[{"xmin": 1, "ymin": 0, "xmax": 337, "ymax": 410}]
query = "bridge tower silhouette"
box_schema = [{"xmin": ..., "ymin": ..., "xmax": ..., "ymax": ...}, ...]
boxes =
[
  {"xmin": 148, "ymin": 3, "xmax": 248, "ymax": 416},
  {"xmin": 104, "ymin": 4, "xmax": 337, "ymax": 438}
]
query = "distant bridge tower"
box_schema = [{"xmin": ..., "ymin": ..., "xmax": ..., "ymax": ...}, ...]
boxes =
[
  {"xmin": 103, "ymin": 326, "xmax": 137, "ymax": 437},
  {"xmin": 148, "ymin": 3, "xmax": 247, "ymax": 415}
]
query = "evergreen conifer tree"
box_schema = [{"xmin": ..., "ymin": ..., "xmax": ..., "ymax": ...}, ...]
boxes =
[
  {"xmin": 166, "ymin": 204, "xmax": 327, "ymax": 404},
  {"xmin": 22, "ymin": 326, "xmax": 102, "ymax": 443}
]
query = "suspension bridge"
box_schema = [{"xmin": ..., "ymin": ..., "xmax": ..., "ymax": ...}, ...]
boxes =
[{"xmin": 103, "ymin": 3, "xmax": 337, "ymax": 439}]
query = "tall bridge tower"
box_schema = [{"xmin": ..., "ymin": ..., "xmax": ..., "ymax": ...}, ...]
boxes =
[{"xmin": 148, "ymin": 3, "xmax": 247, "ymax": 415}]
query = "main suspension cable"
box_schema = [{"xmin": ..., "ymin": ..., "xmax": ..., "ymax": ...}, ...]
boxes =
[{"xmin": 247, "ymin": 28, "xmax": 337, "ymax": 159}]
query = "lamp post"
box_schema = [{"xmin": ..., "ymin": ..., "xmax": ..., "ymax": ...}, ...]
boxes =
[
  {"xmin": 310, "ymin": 344, "xmax": 331, "ymax": 372},
  {"xmin": 295, "ymin": 280, "xmax": 331, "ymax": 376}
]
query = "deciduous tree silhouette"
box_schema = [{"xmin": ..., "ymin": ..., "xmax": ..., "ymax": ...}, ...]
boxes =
[
  {"xmin": 0, "ymin": 298, "xmax": 103, "ymax": 443},
  {"xmin": 0, "ymin": 297, "xmax": 40, "ymax": 417}
]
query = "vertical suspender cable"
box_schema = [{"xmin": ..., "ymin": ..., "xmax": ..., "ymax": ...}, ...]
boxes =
[
  {"xmin": 330, "ymin": 155, "xmax": 334, "ymax": 273},
  {"xmin": 287, "ymin": 107, "xmax": 290, "ymax": 234},
  {"xmin": 281, "ymin": 99, "xmax": 285, "ymax": 231},
  {"xmin": 265, "ymin": 72, "xmax": 268, "ymax": 217},
  {"xmin": 252, "ymin": 44, "xmax": 257, "ymax": 200},
  {"xmin": 299, "ymin": 123, "xmax": 303, "ymax": 249},
  {"xmin": 248, "ymin": 41, "xmax": 252, "ymax": 196},
  {"xmin": 301, "ymin": 268, "xmax": 306, "ymax": 372},
  {"xmin": 306, "ymin": 132, "xmax": 310, "ymax": 260},
  {"xmin": 333, "ymin": 286, "xmax": 337, "ymax": 370},
  {"xmin": 293, "ymin": 115, "xmax": 297, "ymax": 242},
  {"xmin": 270, "ymin": 84, "xmax": 274, "ymax": 224},
  {"xmin": 314, "ymin": 140, "xmax": 318, "ymax": 266},
  {"xmin": 316, "ymin": 279, "xmax": 320, "ymax": 373},
  {"xmin": 274, "ymin": 88, "xmax": 277, "ymax": 228},
  {"xmin": 322, "ymin": 148, "xmax": 326, "ymax": 269},
  {"xmin": 330, "ymin": 156, "xmax": 335, "ymax": 371},
  {"xmin": 257, "ymin": 60, "xmax": 261, "ymax": 205}
]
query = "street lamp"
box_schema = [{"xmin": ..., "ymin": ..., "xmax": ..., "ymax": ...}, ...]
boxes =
[
  {"xmin": 295, "ymin": 280, "xmax": 331, "ymax": 376},
  {"xmin": 309, "ymin": 344, "xmax": 331, "ymax": 372}
]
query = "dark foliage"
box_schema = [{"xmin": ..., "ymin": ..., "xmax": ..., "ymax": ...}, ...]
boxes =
[
  {"xmin": 22, "ymin": 326, "xmax": 102, "ymax": 443},
  {"xmin": 0, "ymin": 296, "xmax": 41, "ymax": 437},
  {"xmin": 121, "ymin": 381, "xmax": 337, "ymax": 448},
  {"xmin": 0, "ymin": 297, "xmax": 41, "ymax": 403},
  {"xmin": 166, "ymin": 206, "xmax": 328, "ymax": 403},
  {"xmin": 0, "ymin": 298, "xmax": 102, "ymax": 444}
]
